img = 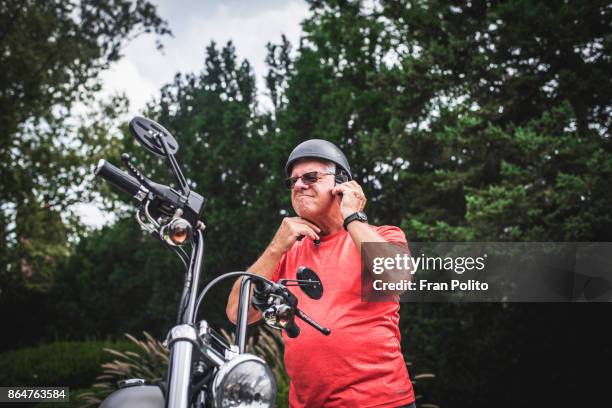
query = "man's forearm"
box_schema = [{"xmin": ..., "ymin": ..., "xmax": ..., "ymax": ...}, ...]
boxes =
[
  {"xmin": 347, "ymin": 222, "xmax": 412, "ymax": 286},
  {"xmin": 346, "ymin": 221, "xmax": 388, "ymax": 253},
  {"xmin": 226, "ymin": 245, "xmax": 284, "ymax": 324}
]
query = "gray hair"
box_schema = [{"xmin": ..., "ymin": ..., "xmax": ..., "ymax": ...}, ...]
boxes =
[
  {"xmin": 291, "ymin": 158, "xmax": 336, "ymax": 174},
  {"xmin": 323, "ymin": 161, "xmax": 336, "ymax": 174}
]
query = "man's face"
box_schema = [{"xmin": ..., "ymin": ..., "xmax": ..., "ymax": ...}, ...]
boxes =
[{"xmin": 290, "ymin": 159, "xmax": 338, "ymax": 220}]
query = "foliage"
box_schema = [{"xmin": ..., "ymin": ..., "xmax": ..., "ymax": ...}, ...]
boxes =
[
  {"xmin": 23, "ymin": 0, "xmax": 609, "ymax": 340},
  {"xmin": 50, "ymin": 217, "xmax": 183, "ymax": 340},
  {"xmin": 291, "ymin": 0, "xmax": 612, "ymax": 241},
  {"xmin": 77, "ymin": 332, "xmax": 168, "ymax": 408},
  {"xmin": 0, "ymin": 0, "xmax": 170, "ymax": 291},
  {"xmin": 0, "ymin": 339, "xmax": 137, "ymax": 389}
]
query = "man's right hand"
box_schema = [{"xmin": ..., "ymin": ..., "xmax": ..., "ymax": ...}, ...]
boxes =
[{"xmin": 269, "ymin": 217, "xmax": 321, "ymax": 254}]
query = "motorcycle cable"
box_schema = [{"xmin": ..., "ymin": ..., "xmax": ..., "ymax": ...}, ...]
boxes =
[
  {"xmin": 178, "ymin": 237, "xmax": 204, "ymax": 324},
  {"xmin": 161, "ymin": 238, "xmax": 190, "ymax": 270},
  {"xmin": 193, "ymin": 271, "xmax": 270, "ymax": 321}
]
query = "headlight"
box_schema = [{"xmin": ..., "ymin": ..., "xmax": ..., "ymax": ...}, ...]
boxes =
[{"xmin": 212, "ymin": 354, "xmax": 277, "ymax": 408}]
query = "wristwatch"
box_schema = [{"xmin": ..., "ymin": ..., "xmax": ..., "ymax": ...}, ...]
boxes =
[{"xmin": 343, "ymin": 211, "xmax": 368, "ymax": 230}]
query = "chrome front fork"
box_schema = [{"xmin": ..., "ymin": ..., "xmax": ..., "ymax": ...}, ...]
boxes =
[
  {"xmin": 165, "ymin": 325, "xmax": 198, "ymax": 408},
  {"xmin": 164, "ymin": 321, "xmax": 236, "ymax": 408}
]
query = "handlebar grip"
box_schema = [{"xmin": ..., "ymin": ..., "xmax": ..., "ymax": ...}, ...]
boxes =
[{"xmin": 95, "ymin": 159, "xmax": 144, "ymax": 198}]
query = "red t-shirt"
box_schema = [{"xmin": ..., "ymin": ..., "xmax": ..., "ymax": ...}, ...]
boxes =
[{"xmin": 271, "ymin": 225, "xmax": 415, "ymax": 408}]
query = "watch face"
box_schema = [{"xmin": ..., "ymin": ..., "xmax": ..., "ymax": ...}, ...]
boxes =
[{"xmin": 357, "ymin": 211, "xmax": 368, "ymax": 221}]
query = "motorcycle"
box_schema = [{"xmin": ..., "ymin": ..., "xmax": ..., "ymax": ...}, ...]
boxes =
[{"xmin": 94, "ymin": 117, "xmax": 330, "ymax": 408}]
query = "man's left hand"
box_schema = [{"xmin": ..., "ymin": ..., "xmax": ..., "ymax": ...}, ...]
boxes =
[{"xmin": 332, "ymin": 180, "xmax": 367, "ymax": 219}]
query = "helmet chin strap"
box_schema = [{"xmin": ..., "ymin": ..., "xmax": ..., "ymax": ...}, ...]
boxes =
[{"xmin": 334, "ymin": 168, "xmax": 350, "ymax": 185}]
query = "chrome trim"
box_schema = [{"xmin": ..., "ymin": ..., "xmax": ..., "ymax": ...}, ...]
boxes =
[
  {"xmin": 160, "ymin": 218, "xmax": 192, "ymax": 247},
  {"xmin": 201, "ymin": 343, "xmax": 226, "ymax": 367},
  {"xmin": 118, "ymin": 378, "xmax": 146, "ymax": 388},
  {"xmin": 167, "ymin": 340, "xmax": 194, "ymax": 408},
  {"xmin": 236, "ymin": 277, "xmax": 252, "ymax": 353},
  {"xmin": 224, "ymin": 344, "xmax": 239, "ymax": 361},
  {"xmin": 197, "ymin": 320, "xmax": 229, "ymax": 366},
  {"xmin": 165, "ymin": 324, "xmax": 199, "ymax": 408},
  {"xmin": 134, "ymin": 186, "xmax": 149, "ymax": 201},
  {"xmin": 166, "ymin": 324, "xmax": 198, "ymax": 347},
  {"xmin": 94, "ymin": 159, "xmax": 106, "ymax": 175},
  {"xmin": 144, "ymin": 200, "xmax": 160, "ymax": 227},
  {"xmin": 136, "ymin": 208, "xmax": 156, "ymax": 234},
  {"xmin": 197, "ymin": 320, "xmax": 211, "ymax": 343},
  {"xmin": 184, "ymin": 230, "xmax": 204, "ymax": 322}
]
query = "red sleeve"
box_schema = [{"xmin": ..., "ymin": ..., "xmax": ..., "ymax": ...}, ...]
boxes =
[
  {"xmin": 374, "ymin": 225, "xmax": 408, "ymax": 246},
  {"xmin": 271, "ymin": 253, "xmax": 287, "ymax": 282}
]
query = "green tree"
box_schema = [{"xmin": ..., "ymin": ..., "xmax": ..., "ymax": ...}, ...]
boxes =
[
  {"xmin": 377, "ymin": 0, "xmax": 612, "ymax": 241},
  {"xmin": 0, "ymin": 0, "xmax": 170, "ymax": 289},
  {"xmin": 269, "ymin": 1, "xmax": 612, "ymax": 406}
]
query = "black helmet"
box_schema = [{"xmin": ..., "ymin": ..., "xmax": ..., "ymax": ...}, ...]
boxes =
[{"xmin": 285, "ymin": 139, "xmax": 352, "ymax": 182}]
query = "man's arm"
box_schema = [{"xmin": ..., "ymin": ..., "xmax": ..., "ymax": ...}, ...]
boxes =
[
  {"xmin": 225, "ymin": 245, "xmax": 283, "ymax": 325},
  {"xmin": 333, "ymin": 181, "xmax": 412, "ymax": 288},
  {"xmin": 225, "ymin": 217, "xmax": 321, "ymax": 324},
  {"xmin": 347, "ymin": 222, "xmax": 412, "ymax": 294},
  {"xmin": 345, "ymin": 220, "xmax": 391, "ymax": 253}
]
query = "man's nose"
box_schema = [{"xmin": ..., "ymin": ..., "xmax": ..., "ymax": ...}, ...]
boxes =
[{"xmin": 293, "ymin": 177, "xmax": 310, "ymax": 190}]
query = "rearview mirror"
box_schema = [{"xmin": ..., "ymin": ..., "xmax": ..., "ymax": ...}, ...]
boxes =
[
  {"xmin": 129, "ymin": 116, "xmax": 178, "ymax": 157},
  {"xmin": 296, "ymin": 266, "xmax": 323, "ymax": 300}
]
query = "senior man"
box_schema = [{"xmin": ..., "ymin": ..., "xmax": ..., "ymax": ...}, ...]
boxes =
[{"xmin": 226, "ymin": 139, "xmax": 415, "ymax": 408}]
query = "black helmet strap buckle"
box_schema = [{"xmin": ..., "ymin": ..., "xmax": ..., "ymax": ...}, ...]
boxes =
[{"xmin": 334, "ymin": 168, "xmax": 349, "ymax": 185}]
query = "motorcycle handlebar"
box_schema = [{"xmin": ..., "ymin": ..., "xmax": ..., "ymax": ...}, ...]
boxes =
[
  {"xmin": 252, "ymin": 279, "xmax": 331, "ymax": 337},
  {"xmin": 95, "ymin": 159, "xmax": 145, "ymax": 199}
]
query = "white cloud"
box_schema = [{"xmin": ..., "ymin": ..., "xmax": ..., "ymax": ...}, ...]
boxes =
[
  {"xmin": 101, "ymin": 0, "xmax": 309, "ymax": 116},
  {"xmin": 99, "ymin": 58, "xmax": 158, "ymax": 113}
]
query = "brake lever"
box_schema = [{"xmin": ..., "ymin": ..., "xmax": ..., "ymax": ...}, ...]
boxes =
[{"xmin": 295, "ymin": 308, "xmax": 331, "ymax": 336}]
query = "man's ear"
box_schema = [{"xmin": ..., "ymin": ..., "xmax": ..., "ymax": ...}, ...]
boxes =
[{"xmin": 331, "ymin": 186, "xmax": 343, "ymax": 203}]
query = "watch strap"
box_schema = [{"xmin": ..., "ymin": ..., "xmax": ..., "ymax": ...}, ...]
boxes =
[{"xmin": 343, "ymin": 212, "xmax": 367, "ymax": 230}]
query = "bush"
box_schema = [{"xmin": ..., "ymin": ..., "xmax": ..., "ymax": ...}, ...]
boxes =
[
  {"xmin": 78, "ymin": 332, "xmax": 169, "ymax": 407},
  {"xmin": 0, "ymin": 339, "xmax": 137, "ymax": 389},
  {"xmin": 79, "ymin": 328, "xmax": 290, "ymax": 408}
]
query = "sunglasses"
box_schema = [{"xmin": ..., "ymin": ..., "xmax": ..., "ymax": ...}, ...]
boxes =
[{"xmin": 284, "ymin": 171, "xmax": 335, "ymax": 190}]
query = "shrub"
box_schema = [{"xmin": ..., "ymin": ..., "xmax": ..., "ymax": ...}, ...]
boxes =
[
  {"xmin": 79, "ymin": 327, "xmax": 289, "ymax": 407},
  {"xmin": 78, "ymin": 332, "xmax": 168, "ymax": 407},
  {"xmin": 0, "ymin": 340, "xmax": 137, "ymax": 389}
]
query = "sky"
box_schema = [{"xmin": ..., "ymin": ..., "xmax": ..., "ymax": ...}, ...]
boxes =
[
  {"xmin": 100, "ymin": 0, "xmax": 309, "ymax": 115},
  {"xmin": 76, "ymin": 0, "xmax": 310, "ymax": 227}
]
